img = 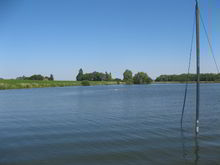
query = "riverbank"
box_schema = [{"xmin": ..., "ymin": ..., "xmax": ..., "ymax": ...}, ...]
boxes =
[
  {"xmin": 1, "ymin": 80, "xmax": 220, "ymax": 90},
  {"xmin": 0, "ymin": 80, "xmax": 122, "ymax": 90}
]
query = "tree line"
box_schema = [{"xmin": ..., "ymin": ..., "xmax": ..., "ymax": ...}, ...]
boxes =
[
  {"xmin": 123, "ymin": 69, "xmax": 152, "ymax": 84},
  {"xmin": 76, "ymin": 69, "xmax": 152, "ymax": 84},
  {"xmin": 155, "ymin": 73, "xmax": 220, "ymax": 82},
  {"xmin": 16, "ymin": 74, "xmax": 54, "ymax": 81},
  {"xmin": 5, "ymin": 71, "xmax": 220, "ymax": 84},
  {"xmin": 76, "ymin": 69, "xmax": 113, "ymax": 81}
]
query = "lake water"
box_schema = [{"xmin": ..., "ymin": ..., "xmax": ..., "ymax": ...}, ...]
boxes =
[{"xmin": 0, "ymin": 84, "xmax": 220, "ymax": 165}]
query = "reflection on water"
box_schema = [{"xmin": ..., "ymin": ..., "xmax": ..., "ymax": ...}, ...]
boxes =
[
  {"xmin": 180, "ymin": 129, "xmax": 188, "ymax": 162},
  {"xmin": 180, "ymin": 128, "xmax": 200, "ymax": 165},
  {"xmin": 194, "ymin": 136, "xmax": 199, "ymax": 165},
  {"xmin": 0, "ymin": 84, "xmax": 220, "ymax": 165}
]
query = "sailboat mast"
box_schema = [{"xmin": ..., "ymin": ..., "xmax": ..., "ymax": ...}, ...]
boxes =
[{"xmin": 195, "ymin": 0, "xmax": 200, "ymax": 135}]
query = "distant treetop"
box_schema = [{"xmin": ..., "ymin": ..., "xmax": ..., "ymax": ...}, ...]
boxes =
[
  {"xmin": 76, "ymin": 69, "xmax": 112, "ymax": 81},
  {"xmin": 123, "ymin": 69, "xmax": 133, "ymax": 81},
  {"xmin": 16, "ymin": 74, "xmax": 54, "ymax": 81},
  {"xmin": 133, "ymin": 72, "xmax": 152, "ymax": 84},
  {"xmin": 155, "ymin": 73, "xmax": 220, "ymax": 82}
]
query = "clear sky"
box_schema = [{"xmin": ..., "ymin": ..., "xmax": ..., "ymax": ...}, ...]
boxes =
[{"xmin": 0, "ymin": 0, "xmax": 220, "ymax": 80}]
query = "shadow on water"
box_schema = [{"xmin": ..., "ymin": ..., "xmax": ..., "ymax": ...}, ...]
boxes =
[
  {"xmin": 194, "ymin": 135, "xmax": 199, "ymax": 165},
  {"xmin": 180, "ymin": 128, "xmax": 200, "ymax": 165},
  {"xmin": 180, "ymin": 129, "xmax": 188, "ymax": 162}
]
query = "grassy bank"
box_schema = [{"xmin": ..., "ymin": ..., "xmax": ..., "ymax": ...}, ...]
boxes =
[
  {"xmin": 2, "ymin": 79, "xmax": 219, "ymax": 90},
  {"xmin": 0, "ymin": 80, "xmax": 122, "ymax": 90}
]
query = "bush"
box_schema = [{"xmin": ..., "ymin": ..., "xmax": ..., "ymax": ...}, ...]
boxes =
[
  {"xmin": 28, "ymin": 75, "xmax": 44, "ymax": 80},
  {"xmin": 125, "ymin": 79, "xmax": 134, "ymax": 85},
  {"xmin": 76, "ymin": 69, "xmax": 112, "ymax": 81},
  {"xmin": 123, "ymin": 69, "xmax": 133, "ymax": 81},
  {"xmin": 81, "ymin": 81, "xmax": 90, "ymax": 86},
  {"xmin": 133, "ymin": 72, "xmax": 152, "ymax": 84},
  {"xmin": 155, "ymin": 73, "xmax": 220, "ymax": 82}
]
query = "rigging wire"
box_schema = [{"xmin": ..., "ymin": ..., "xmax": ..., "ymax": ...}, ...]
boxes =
[
  {"xmin": 180, "ymin": 11, "xmax": 196, "ymax": 128},
  {"xmin": 200, "ymin": 13, "xmax": 220, "ymax": 73},
  {"xmin": 181, "ymin": 2, "xmax": 220, "ymax": 128}
]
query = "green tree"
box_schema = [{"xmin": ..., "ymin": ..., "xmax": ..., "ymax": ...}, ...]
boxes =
[
  {"xmin": 105, "ymin": 72, "xmax": 112, "ymax": 81},
  {"xmin": 92, "ymin": 72, "xmax": 103, "ymax": 81},
  {"xmin": 76, "ymin": 68, "xmax": 84, "ymax": 81},
  {"xmin": 133, "ymin": 72, "xmax": 152, "ymax": 84},
  {"xmin": 78, "ymin": 70, "xmax": 113, "ymax": 81},
  {"xmin": 155, "ymin": 73, "xmax": 220, "ymax": 82},
  {"xmin": 16, "ymin": 76, "xmax": 27, "ymax": 80},
  {"xmin": 49, "ymin": 74, "xmax": 54, "ymax": 81},
  {"xmin": 28, "ymin": 74, "xmax": 44, "ymax": 80},
  {"xmin": 123, "ymin": 69, "xmax": 133, "ymax": 81}
]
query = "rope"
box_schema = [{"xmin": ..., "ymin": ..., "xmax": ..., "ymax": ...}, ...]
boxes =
[
  {"xmin": 200, "ymin": 13, "xmax": 220, "ymax": 73},
  {"xmin": 181, "ymin": 2, "xmax": 220, "ymax": 128},
  {"xmin": 181, "ymin": 11, "xmax": 196, "ymax": 128}
]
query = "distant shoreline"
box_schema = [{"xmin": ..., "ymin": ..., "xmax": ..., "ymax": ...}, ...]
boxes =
[
  {"xmin": 1, "ymin": 80, "xmax": 220, "ymax": 90},
  {"xmin": 153, "ymin": 81, "xmax": 220, "ymax": 84}
]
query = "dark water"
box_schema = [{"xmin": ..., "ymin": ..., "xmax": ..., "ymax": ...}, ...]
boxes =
[{"xmin": 0, "ymin": 84, "xmax": 220, "ymax": 165}]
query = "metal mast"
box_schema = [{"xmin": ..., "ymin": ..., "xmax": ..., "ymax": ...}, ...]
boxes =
[{"xmin": 195, "ymin": 0, "xmax": 200, "ymax": 135}]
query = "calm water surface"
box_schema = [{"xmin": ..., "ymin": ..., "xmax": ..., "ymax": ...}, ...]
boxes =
[{"xmin": 0, "ymin": 84, "xmax": 220, "ymax": 165}]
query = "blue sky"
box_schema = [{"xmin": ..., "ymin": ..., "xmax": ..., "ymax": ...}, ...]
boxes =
[{"xmin": 0, "ymin": 0, "xmax": 220, "ymax": 80}]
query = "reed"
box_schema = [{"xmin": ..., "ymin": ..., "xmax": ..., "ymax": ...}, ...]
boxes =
[{"xmin": 0, "ymin": 80, "xmax": 121, "ymax": 90}]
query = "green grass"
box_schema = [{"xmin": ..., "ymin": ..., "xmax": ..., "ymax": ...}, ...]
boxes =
[
  {"xmin": 1, "ymin": 79, "xmax": 219, "ymax": 90},
  {"xmin": 0, "ymin": 79, "xmax": 123, "ymax": 90}
]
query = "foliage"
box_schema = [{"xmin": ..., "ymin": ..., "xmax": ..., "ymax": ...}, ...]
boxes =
[
  {"xmin": 76, "ymin": 68, "xmax": 84, "ymax": 81},
  {"xmin": 133, "ymin": 72, "xmax": 152, "ymax": 84},
  {"xmin": 114, "ymin": 78, "xmax": 122, "ymax": 81},
  {"xmin": 16, "ymin": 74, "xmax": 54, "ymax": 81},
  {"xmin": 155, "ymin": 73, "xmax": 220, "ymax": 82},
  {"xmin": 76, "ymin": 69, "xmax": 112, "ymax": 81},
  {"xmin": 81, "ymin": 80, "xmax": 90, "ymax": 86},
  {"xmin": 49, "ymin": 74, "xmax": 54, "ymax": 81},
  {"xmin": 105, "ymin": 72, "xmax": 112, "ymax": 81},
  {"xmin": 113, "ymin": 78, "xmax": 122, "ymax": 85},
  {"xmin": 125, "ymin": 79, "xmax": 134, "ymax": 85},
  {"xmin": 28, "ymin": 75, "xmax": 44, "ymax": 80},
  {"xmin": 123, "ymin": 69, "xmax": 133, "ymax": 81},
  {"xmin": 16, "ymin": 76, "xmax": 27, "ymax": 80}
]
